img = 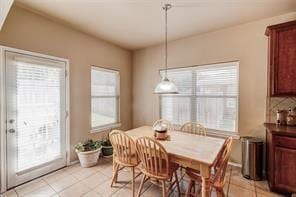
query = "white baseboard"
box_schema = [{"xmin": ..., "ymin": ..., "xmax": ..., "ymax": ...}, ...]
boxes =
[
  {"xmin": 229, "ymin": 161, "xmax": 242, "ymax": 168},
  {"xmin": 69, "ymin": 160, "xmax": 79, "ymax": 166}
]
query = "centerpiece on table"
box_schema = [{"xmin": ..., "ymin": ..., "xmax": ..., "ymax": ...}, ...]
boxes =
[
  {"xmin": 153, "ymin": 123, "xmax": 169, "ymax": 140},
  {"xmin": 74, "ymin": 139, "xmax": 101, "ymax": 167}
]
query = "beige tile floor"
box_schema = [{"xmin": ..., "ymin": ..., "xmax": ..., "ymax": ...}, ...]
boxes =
[{"xmin": 0, "ymin": 158, "xmax": 286, "ymax": 197}]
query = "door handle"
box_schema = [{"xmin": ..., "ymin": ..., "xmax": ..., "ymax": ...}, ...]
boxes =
[{"xmin": 8, "ymin": 129, "xmax": 15, "ymax": 133}]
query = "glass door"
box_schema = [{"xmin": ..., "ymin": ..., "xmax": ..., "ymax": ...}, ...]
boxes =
[{"xmin": 5, "ymin": 51, "xmax": 67, "ymax": 188}]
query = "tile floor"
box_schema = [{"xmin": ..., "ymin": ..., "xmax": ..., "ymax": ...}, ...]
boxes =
[{"xmin": 1, "ymin": 158, "xmax": 286, "ymax": 197}]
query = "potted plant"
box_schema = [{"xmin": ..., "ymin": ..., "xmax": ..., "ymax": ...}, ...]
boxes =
[
  {"xmin": 101, "ymin": 135, "xmax": 113, "ymax": 157},
  {"xmin": 75, "ymin": 139, "xmax": 101, "ymax": 167}
]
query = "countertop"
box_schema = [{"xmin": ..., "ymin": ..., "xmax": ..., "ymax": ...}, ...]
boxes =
[{"xmin": 264, "ymin": 123, "xmax": 296, "ymax": 137}]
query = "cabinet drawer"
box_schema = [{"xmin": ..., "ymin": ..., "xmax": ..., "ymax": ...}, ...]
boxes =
[{"xmin": 274, "ymin": 136, "xmax": 296, "ymax": 149}]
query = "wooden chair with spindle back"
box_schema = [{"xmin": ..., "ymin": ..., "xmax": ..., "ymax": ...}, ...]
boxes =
[
  {"xmin": 135, "ymin": 137, "xmax": 181, "ymax": 197},
  {"xmin": 179, "ymin": 122, "xmax": 207, "ymax": 177},
  {"xmin": 153, "ymin": 119, "xmax": 173, "ymax": 131},
  {"xmin": 180, "ymin": 122, "xmax": 207, "ymax": 136},
  {"xmin": 185, "ymin": 137, "xmax": 233, "ymax": 197},
  {"xmin": 109, "ymin": 130, "xmax": 140, "ymax": 197}
]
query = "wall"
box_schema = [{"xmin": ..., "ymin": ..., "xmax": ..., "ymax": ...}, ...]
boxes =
[
  {"xmin": 132, "ymin": 12, "xmax": 296, "ymax": 164},
  {"xmin": 0, "ymin": 5, "xmax": 132, "ymax": 161},
  {"xmin": 0, "ymin": 0, "xmax": 13, "ymax": 30}
]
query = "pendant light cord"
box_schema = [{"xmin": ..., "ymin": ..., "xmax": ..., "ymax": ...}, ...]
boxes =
[{"xmin": 163, "ymin": 4, "xmax": 171, "ymax": 79}]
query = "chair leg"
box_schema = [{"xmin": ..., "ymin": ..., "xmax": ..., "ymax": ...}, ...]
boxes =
[
  {"xmin": 185, "ymin": 180, "xmax": 194, "ymax": 197},
  {"xmin": 174, "ymin": 171, "xmax": 181, "ymax": 197},
  {"xmin": 162, "ymin": 180, "xmax": 167, "ymax": 197},
  {"xmin": 111, "ymin": 163, "xmax": 119, "ymax": 187},
  {"xmin": 131, "ymin": 167, "xmax": 135, "ymax": 197},
  {"xmin": 137, "ymin": 174, "xmax": 146, "ymax": 197},
  {"xmin": 216, "ymin": 187, "xmax": 225, "ymax": 197},
  {"xmin": 192, "ymin": 181, "xmax": 196, "ymax": 194},
  {"xmin": 194, "ymin": 187, "xmax": 199, "ymax": 197}
]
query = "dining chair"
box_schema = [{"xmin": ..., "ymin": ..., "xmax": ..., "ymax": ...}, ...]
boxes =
[
  {"xmin": 152, "ymin": 119, "xmax": 172, "ymax": 131},
  {"xmin": 135, "ymin": 137, "xmax": 181, "ymax": 197},
  {"xmin": 109, "ymin": 130, "xmax": 140, "ymax": 197},
  {"xmin": 185, "ymin": 137, "xmax": 233, "ymax": 197},
  {"xmin": 180, "ymin": 122, "xmax": 207, "ymax": 136}
]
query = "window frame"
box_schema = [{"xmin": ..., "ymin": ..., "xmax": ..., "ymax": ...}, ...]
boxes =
[
  {"xmin": 90, "ymin": 66, "xmax": 121, "ymax": 133},
  {"xmin": 159, "ymin": 61, "xmax": 239, "ymax": 137}
]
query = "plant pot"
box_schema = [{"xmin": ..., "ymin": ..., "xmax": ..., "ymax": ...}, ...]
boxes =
[
  {"xmin": 101, "ymin": 145, "xmax": 113, "ymax": 158},
  {"xmin": 76, "ymin": 148, "xmax": 101, "ymax": 167}
]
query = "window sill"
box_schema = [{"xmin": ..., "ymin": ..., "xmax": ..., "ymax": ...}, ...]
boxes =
[
  {"xmin": 206, "ymin": 129, "xmax": 240, "ymax": 139},
  {"xmin": 90, "ymin": 123, "xmax": 121, "ymax": 133}
]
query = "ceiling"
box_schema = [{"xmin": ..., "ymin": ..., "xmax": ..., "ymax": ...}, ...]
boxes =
[{"xmin": 15, "ymin": 0, "xmax": 296, "ymax": 50}]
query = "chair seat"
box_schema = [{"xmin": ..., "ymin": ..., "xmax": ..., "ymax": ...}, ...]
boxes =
[
  {"xmin": 114, "ymin": 154, "xmax": 139, "ymax": 167},
  {"xmin": 186, "ymin": 167, "xmax": 226, "ymax": 189},
  {"xmin": 139, "ymin": 160, "xmax": 179, "ymax": 180},
  {"xmin": 186, "ymin": 168, "xmax": 202, "ymax": 181}
]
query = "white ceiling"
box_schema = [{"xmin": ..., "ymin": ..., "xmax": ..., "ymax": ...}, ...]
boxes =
[{"xmin": 15, "ymin": 0, "xmax": 296, "ymax": 50}]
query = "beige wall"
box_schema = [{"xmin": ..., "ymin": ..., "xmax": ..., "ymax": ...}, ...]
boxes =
[
  {"xmin": 0, "ymin": 5, "xmax": 132, "ymax": 161},
  {"xmin": 1, "ymin": 5, "xmax": 296, "ymax": 165},
  {"xmin": 132, "ymin": 12, "xmax": 296, "ymax": 164}
]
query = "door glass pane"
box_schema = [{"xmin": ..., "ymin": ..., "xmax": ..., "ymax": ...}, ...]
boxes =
[{"xmin": 16, "ymin": 62, "xmax": 62, "ymax": 172}]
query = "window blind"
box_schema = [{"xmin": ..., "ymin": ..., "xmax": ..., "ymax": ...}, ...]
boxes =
[
  {"xmin": 160, "ymin": 62, "xmax": 239, "ymax": 133},
  {"xmin": 91, "ymin": 67, "xmax": 120, "ymax": 131},
  {"xmin": 12, "ymin": 60, "xmax": 65, "ymax": 172}
]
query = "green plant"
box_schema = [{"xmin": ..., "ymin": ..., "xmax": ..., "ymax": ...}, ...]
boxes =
[
  {"xmin": 101, "ymin": 138, "xmax": 112, "ymax": 147},
  {"xmin": 101, "ymin": 133, "xmax": 112, "ymax": 147},
  {"xmin": 75, "ymin": 139, "xmax": 101, "ymax": 152}
]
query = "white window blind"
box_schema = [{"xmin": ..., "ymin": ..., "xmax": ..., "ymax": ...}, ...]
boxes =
[
  {"xmin": 160, "ymin": 62, "xmax": 239, "ymax": 134},
  {"xmin": 91, "ymin": 66, "xmax": 120, "ymax": 131},
  {"xmin": 9, "ymin": 57, "xmax": 66, "ymax": 173}
]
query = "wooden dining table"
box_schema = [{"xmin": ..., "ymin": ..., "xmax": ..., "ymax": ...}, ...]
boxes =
[{"xmin": 124, "ymin": 126, "xmax": 225, "ymax": 197}]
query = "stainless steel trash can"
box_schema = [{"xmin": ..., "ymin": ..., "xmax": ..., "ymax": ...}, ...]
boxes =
[{"xmin": 241, "ymin": 137, "xmax": 263, "ymax": 181}]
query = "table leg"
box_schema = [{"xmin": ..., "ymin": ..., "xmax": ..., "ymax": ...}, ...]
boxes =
[
  {"xmin": 201, "ymin": 177, "xmax": 211, "ymax": 197},
  {"xmin": 200, "ymin": 165, "xmax": 211, "ymax": 197}
]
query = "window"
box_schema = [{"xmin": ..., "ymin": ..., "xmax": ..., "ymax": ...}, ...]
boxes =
[
  {"xmin": 160, "ymin": 61, "xmax": 239, "ymax": 135},
  {"xmin": 91, "ymin": 66, "xmax": 120, "ymax": 131}
]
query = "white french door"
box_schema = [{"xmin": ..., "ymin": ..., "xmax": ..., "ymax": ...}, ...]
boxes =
[{"xmin": 5, "ymin": 50, "xmax": 68, "ymax": 188}]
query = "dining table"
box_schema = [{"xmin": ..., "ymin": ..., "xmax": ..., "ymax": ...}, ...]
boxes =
[{"xmin": 123, "ymin": 126, "xmax": 225, "ymax": 197}]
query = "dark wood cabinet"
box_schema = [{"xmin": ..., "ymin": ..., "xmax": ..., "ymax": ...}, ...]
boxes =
[
  {"xmin": 265, "ymin": 123, "xmax": 296, "ymax": 194},
  {"xmin": 265, "ymin": 21, "xmax": 296, "ymax": 96}
]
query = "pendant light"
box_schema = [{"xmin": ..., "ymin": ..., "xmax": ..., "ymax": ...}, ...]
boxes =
[{"xmin": 154, "ymin": 4, "xmax": 178, "ymax": 94}]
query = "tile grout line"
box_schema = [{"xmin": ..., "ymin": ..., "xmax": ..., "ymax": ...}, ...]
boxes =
[
  {"xmin": 43, "ymin": 178, "xmax": 59, "ymax": 197},
  {"xmin": 42, "ymin": 169, "xmax": 80, "ymax": 195},
  {"xmin": 254, "ymin": 180, "xmax": 258, "ymax": 197},
  {"xmin": 45, "ymin": 165, "xmax": 109, "ymax": 196},
  {"xmin": 111, "ymin": 172, "xmax": 152, "ymax": 197},
  {"xmin": 14, "ymin": 189, "xmax": 20, "ymax": 197}
]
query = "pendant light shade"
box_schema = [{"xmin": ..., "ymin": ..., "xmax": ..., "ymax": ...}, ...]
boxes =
[
  {"xmin": 154, "ymin": 77, "xmax": 178, "ymax": 94},
  {"xmin": 154, "ymin": 4, "xmax": 178, "ymax": 94}
]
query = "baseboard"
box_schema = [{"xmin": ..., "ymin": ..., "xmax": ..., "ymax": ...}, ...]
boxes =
[
  {"xmin": 69, "ymin": 160, "xmax": 79, "ymax": 166},
  {"xmin": 228, "ymin": 161, "xmax": 242, "ymax": 168}
]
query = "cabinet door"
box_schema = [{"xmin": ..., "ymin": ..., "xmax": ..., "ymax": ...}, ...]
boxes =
[
  {"xmin": 274, "ymin": 146, "xmax": 296, "ymax": 192},
  {"xmin": 269, "ymin": 23, "xmax": 296, "ymax": 96}
]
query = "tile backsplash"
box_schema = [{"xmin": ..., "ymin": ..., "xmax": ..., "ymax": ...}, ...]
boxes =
[{"xmin": 266, "ymin": 97, "xmax": 296, "ymax": 123}]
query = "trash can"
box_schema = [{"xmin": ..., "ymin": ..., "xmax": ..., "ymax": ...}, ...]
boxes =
[{"xmin": 241, "ymin": 136, "xmax": 263, "ymax": 181}]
